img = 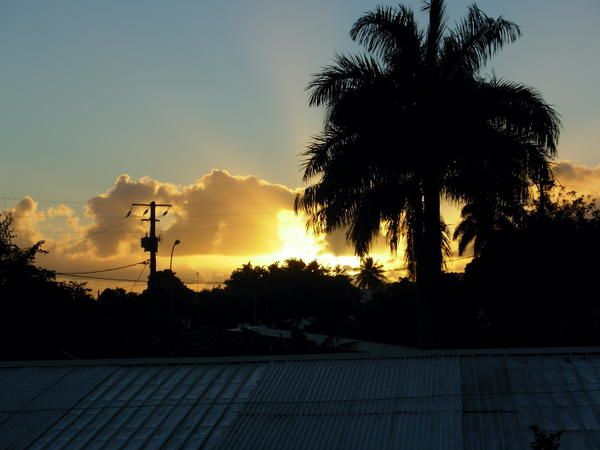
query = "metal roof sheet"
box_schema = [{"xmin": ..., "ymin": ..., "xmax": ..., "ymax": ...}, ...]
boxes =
[
  {"xmin": 0, "ymin": 366, "xmax": 115, "ymax": 450},
  {"xmin": 1, "ymin": 349, "xmax": 600, "ymax": 449},
  {"xmin": 217, "ymin": 356, "xmax": 463, "ymax": 450}
]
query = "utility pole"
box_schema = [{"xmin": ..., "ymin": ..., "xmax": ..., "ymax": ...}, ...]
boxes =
[{"xmin": 130, "ymin": 201, "xmax": 172, "ymax": 290}]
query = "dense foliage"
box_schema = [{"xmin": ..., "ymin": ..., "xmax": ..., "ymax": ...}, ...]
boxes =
[
  {"xmin": 0, "ymin": 215, "xmax": 101, "ymax": 360},
  {"xmin": 295, "ymin": 0, "xmax": 560, "ymax": 347},
  {"xmin": 196, "ymin": 259, "xmax": 359, "ymax": 331},
  {"xmin": 2, "ymin": 185, "xmax": 599, "ymax": 359},
  {"xmin": 463, "ymin": 189, "xmax": 600, "ymax": 346}
]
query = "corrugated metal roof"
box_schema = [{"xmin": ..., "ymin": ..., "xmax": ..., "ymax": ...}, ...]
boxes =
[
  {"xmin": 0, "ymin": 366, "xmax": 115, "ymax": 450},
  {"xmin": 29, "ymin": 363, "xmax": 267, "ymax": 450},
  {"xmin": 1, "ymin": 349, "xmax": 600, "ymax": 449},
  {"xmin": 217, "ymin": 356, "xmax": 463, "ymax": 450}
]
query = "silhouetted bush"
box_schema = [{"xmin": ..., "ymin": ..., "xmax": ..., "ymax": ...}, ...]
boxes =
[
  {"xmin": 195, "ymin": 259, "xmax": 360, "ymax": 333},
  {"xmin": 464, "ymin": 189, "xmax": 600, "ymax": 346},
  {"xmin": 0, "ymin": 214, "xmax": 102, "ymax": 359}
]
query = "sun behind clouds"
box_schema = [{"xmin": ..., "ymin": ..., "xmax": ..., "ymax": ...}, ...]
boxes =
[{"xmin": 274, "ymin": 210, "xmax": 324, "ymax": 261}]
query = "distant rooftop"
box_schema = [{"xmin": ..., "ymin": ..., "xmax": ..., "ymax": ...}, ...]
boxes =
[
  {"xmin": 235, "ymin": 325, "xmax": 418, "ymax": 354},
  {"xmin": 2, "ymin": 347, "xmax": 600, "ymax": 449}
]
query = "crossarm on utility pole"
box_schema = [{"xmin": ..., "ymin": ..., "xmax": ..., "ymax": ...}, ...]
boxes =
[{"xmin": 131, "ymin": 201, "xmax": 172, "ymax": 291}]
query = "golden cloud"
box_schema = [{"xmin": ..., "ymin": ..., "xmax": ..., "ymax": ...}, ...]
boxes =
[
  {"xmin": 1, "ymin": 171, "xmax": 305, "ymax": 290},
  {"xmin": 554, "ymin": 161, "xmax": 600, "ymax": 199},
  {"xmin": 4, "ymin": 160, "xmax": 597, "ymax": 290},
  {"xmin": 166, "ymin": 170, "xmax": 296, "ymax": 255},
  {"xmin": 6, "ymin": 196, "xmax": 45, "ymax": 246},
  {"xmin": 3, "ymin": 170, "xmax": 302, "ymax": 261}
]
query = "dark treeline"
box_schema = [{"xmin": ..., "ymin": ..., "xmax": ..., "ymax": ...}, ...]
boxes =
[
  {"xmin": 294, "ymin": 0, "xmax": 561, "ymax": 349},
  {"xmin": 1, "ymin": 187, "xmax": 599, "ymax": 360},
  {"xmin": 0, "ymin": 215, "xmax": 103, "ymax": 360},
  {"xmin": 3, "ymin": 0, "xmax": 589, "ymax": 362}
]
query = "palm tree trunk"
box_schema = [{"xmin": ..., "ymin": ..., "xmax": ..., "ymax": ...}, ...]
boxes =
[
  {"xmin": 416, "ymin": 179, "xmax": 443, "ymax": 348},
  {"xmin": 412, "ymin": 203, "xmax": 428, "ymax": 349}
]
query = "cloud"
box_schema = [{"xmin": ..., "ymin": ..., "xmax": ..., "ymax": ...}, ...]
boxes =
[
  {"xmin": 80, "ymin": 170, "xmax": 297, "ymax": 258},
  {"xmin": 554, "ymin": 161, "xmax": 600, "ymax": 199},
  {"xmin": 5, "ymin": 160, "xmax": 597, "ymax": 291},
  {"xmin": 1, "ymin": 170, "xmax": 304, "ymax": 291},
  {"xmin": 2, "ymin": 170, "xmax": 302, "ymax": 261},
  {"xmin": 0, "ymin": 170, "xmax": 461, "ymax": 283},
  {"xmin": 81, "ymin": 174, "xmax": 176, "ymax": 257},
  {"xmin": 166, "ymin": 170, "xmax": 296, "ymax": 255},
  {"xmin": 5, "ymin": 196, "xmax": 45, "ymax": 246}
]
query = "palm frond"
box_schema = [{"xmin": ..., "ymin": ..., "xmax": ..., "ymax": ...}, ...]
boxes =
[
  {"xmin": 441, "ymin": 220, "xmax": 453, "ymax": 263},
  {"xmin": 300, "ymin": 127, "xmax": 359, "ymax": 182},
  {"xmin": 300, "ymin": 1, "xmax": 560, "ymax": 290},
  {"xmin": 350, "ymin": 5, "xmax": 422, "ymax": 65},
  {"xmin": 480, "ymin": 78, "xmax": 561, "ymax": 153},
  {"xmin": 422, "ymin": 0, "xmax": 447, "ymax": 64},
  {"xmin": 453, "ymin": 208, "xmax": 478, "ymax": 256},
  {"xmin": 307, "ymin": 54, "xmax": 384, "ymax": 108},
  {"xmin": 442, "ymin": 5, "xmax": 520, "ymax": 74}
]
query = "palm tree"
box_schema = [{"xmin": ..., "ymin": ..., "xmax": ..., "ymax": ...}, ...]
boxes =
[
  {"xmin": 453, "ymin": 200, "xmax": 523, "ymax": 258},
  {"xmin": 295, "ymin": 1, "xmax": 560, "ymax": 346},
  {"xmin": 355, "ymin": 257, "xmax": 386, "ymax": 290}
]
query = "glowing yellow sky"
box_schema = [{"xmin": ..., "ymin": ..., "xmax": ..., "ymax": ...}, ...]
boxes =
[
  {"xmin": 159, "ymin": 207, "xmax": 468, "ymax": 292},
  {"xmin": 5, "ymin": 160, "xmax": 598, "ymax": 294},
  {"xmin": 1, "ymin": 2, "xmax": 598, "ymax": 295}
]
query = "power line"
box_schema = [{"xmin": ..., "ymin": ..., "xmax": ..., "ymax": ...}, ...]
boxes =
[
  {"xmin": 129, "ymin": 262, "xmax": 149, "ymax": 292},
  {"xmin": 153, "ymin": 223, "xmax": 276, "ymax": 231},
  {"xmin": 49, "ymin": 218, "xmax": 135, "ymax": 249},
  {"xmin": 6, "ymin": 210, "xmax": 289, "ymax": 220},
  {"xmin": 55, "ymin": 274, "xmax": 150, "ymax": 283},
  {"xmin": 184, "ymin": 210, "xmax": 286, "ymax": 217},
  {"xmin": 50, "ymin": 229, "xmax": 131, "ymax": 250},
  {"xmin": 1, "ymin": 212, "xmax": 129, "ymax": 220},
  {"xmin": 57, "ymin": 261, "xmax": 149, "ymax": 275},
  {"xmin": 51, "ymin": 224, "xmax": 277, "ymax": 236},
  {"xmin": 1, "ymin": 196, "xmax": 87, "ymax": 205},
  {"xmin": 17, "ymin": 228, "xmax": 137, "ymax": 235},
  {"xmin": 1, "ymin": 196, "xmax": 292, "ymax": 208},
  {"xmin": 182, "ymin": 202, "xmax": 293, "ymax": 207},
  {"xmin": 348, "ymin": 255, "xmax": 473, "ymax": 274},
  {"xmin": 41, "ymin": 223, "xmax": 285, "ymax": 248},
  {"xmin": 55, "ymin": 273, "xmax": 223, "ymax": 285}
]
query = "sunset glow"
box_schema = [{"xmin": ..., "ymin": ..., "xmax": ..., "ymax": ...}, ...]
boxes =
[
  {"xmin": 0, "ymin": 0, "xmax": 598, "ymax": 292},
  {"xmin": 274, "ymin": 210, "xmax": 323, "ymax": 261}
]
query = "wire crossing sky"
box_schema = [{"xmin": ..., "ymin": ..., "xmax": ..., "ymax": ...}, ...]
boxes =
[
  {"xmin": 0, "ymin": 0, "xmax": 599, "ymax": 291},
  {"xmin": 0, "ymin": 0, "xmax": 599, "ymax": 202}
]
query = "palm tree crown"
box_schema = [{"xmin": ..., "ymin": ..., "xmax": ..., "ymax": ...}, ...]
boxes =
[
  {"xmin": 295, "ymin": 0, "xmax": 560, "ymax": 285},
  {"xmin": 295, "ymin": 1, "xmax": 560, "ymax": 347},
  {"xmin": 355, "ymin": 257, "xmax": 386, "ymax": 290}
]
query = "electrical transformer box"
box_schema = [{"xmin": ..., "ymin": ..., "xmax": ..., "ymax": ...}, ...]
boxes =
[{"xmin": 141, "ymin": 236, "xmax": 158, "ymax": 252}]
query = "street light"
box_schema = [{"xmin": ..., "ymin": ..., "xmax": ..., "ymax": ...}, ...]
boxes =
[{"xmin": 169, "ymin": 239, "xmax": 181, "ymax": 271}]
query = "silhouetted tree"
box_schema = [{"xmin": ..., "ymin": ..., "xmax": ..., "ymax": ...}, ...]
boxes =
[
  {"xmin": 295, "ymin": 0, "xmax": 560, "ymax": 346},
  {"xmin": 453, "ymin": 200, "xmax": 524, "ymax": 257},
  {"xmin": 225, "ymin": 262, "xmax": 269, "ymax": 291},
  {"xmin": 97, "ymin": 287, "xmax": 153, "ymax": 354},
  {"xmin": 352, "ymin": 278, "xmax": 418, "ymax": 345},
  {"xmin": 0, "ymin": 214, "xmax": 101, "ymax": 359},
  {"xmin": 529, "ymin": 426, "xmax": 563, "ymax": 450},
  {"xmin": 198, "ymin": 259, "xmax": 359, "ymax": 333},
  {"xmin": 0, "ymin": 214, "xmax": 53, "ymax": 288},
  {"xmin": 465, "ymin": 188, "xmax": 600, "ymax": 345},
  {"xmin": 355, "ymin": 257, "xmax": 386, "ymax": 289}
]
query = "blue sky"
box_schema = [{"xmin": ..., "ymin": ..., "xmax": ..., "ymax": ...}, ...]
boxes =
[{"xmin": 1, "ymin": 0, "xmax": 599, "ymax": 203}]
